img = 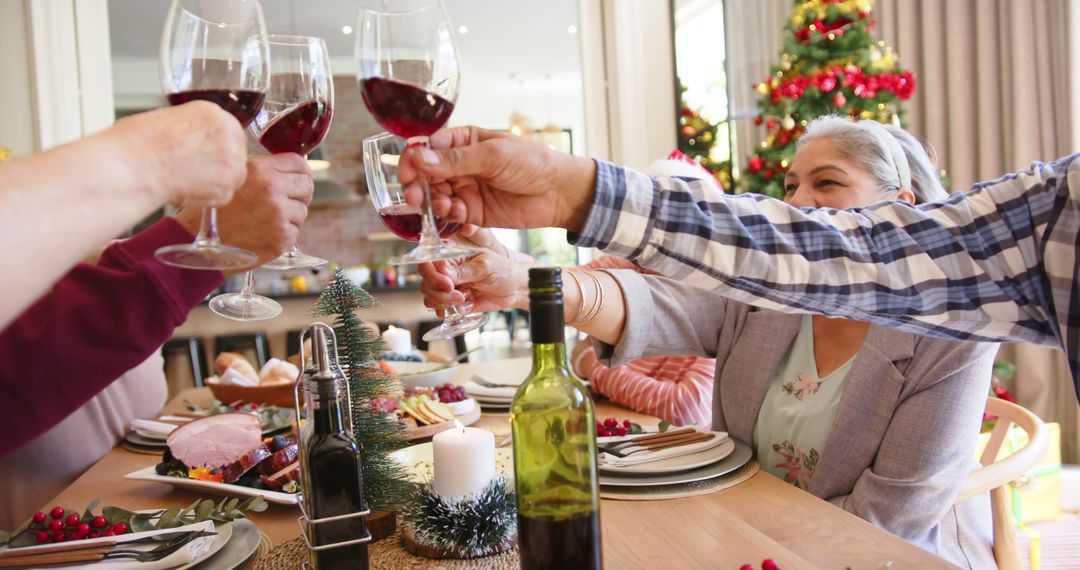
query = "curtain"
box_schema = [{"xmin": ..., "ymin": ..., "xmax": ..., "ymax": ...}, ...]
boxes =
[
  {"xmin": 874, "ymin": 0, "xmax": 1078, "ymax": 462},
  {"xmin": 725, "ymin": 0, "xmax": 789, "ymax": 167}
]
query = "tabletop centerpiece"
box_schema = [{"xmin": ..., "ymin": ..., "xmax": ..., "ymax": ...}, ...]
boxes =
[{"xmin": 400, "ymin": 421, "xmax": 516, "ymax": 559}]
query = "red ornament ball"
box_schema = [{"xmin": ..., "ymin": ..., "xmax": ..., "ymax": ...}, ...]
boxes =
[
  {"xmin": 754, "ymin": 115, "xmax": 764, "ymax": 126},
  {"xmin": 766, "ymin": 118, "xmax": 778, "ymax": 130},
  {"xmin": 682, "ymin": 125, "xmax": 696, "ymax": 137},
  {"xmin": 748, "ymin": 155, "xmax": 764, "ymax": 173},
  {"xmin": 833, "ymin": 92, "xmax": 847, "ymax": 108},
  {"xmin": 764, "ymin": 169, "xmax": 775, "ymax": 180}
]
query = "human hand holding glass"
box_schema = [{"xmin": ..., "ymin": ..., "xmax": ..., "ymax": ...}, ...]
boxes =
[
  {"xmin": 155, "ymin": 0, "xmax": 269, "ymax": 270},
  {"xmin": 355, "ymin": 0, "xmax": 473, "ymax": 265},
  {"xmin": 208, "ymin": 34, "xmax": 333, "ymax": 321},
  {"xmin": 363, "ymin": 132, "xmax": 488, "ymax": 340}
]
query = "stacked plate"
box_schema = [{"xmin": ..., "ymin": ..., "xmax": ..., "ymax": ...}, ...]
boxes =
[{"xmin": 597, "ymin": 430, "xmax": 753, "ymax": 488}]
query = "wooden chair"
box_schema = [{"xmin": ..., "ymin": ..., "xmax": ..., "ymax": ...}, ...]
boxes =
[{"xmin": 958, "ymin": 397, "xmax": 1050, "ymax": 570}]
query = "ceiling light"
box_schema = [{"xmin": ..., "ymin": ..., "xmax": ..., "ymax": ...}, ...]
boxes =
[
  {"xmin": 341, "ymin": 25, "xmax": 353, "ymax": 35},
  {"xmin": 458, "ymin": 25, "xmax": 468, "ymax": 34},
  {"xmin": 567, "ymin": 25, "xmax": 577, "ymax": 34}
]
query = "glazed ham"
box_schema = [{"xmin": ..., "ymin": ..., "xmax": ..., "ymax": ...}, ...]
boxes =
[{"xmin": 166, "ymin": 413, "xmax": 262, "ymax": 470}]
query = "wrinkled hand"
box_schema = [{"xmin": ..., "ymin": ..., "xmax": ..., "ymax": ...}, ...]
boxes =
[
  {"xmin": 397, "ymin": 127, "xmax": 596, "ymax": 232},
  {"xmin": 177, "ymin": 154, "xmax": 314, "ymax": 266},
  {"xmin": 418, "ymin": 247, "xmax": 536, "ymax": 313},
  {"xmin": 110, "ymin": 102, "xmax": 249, "ymax": 208}
]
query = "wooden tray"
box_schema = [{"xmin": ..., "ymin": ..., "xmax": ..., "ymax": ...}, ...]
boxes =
[{"xmin": 404, "ymin": 405, "xmax": 482, "ymax": 440}]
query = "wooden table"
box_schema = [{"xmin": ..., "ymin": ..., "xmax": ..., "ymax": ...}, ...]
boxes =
[{"xmin": 45, "ymin": 360, "xmax": 954, "ymax": 569}]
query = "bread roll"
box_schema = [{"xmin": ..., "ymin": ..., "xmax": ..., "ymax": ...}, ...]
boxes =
[
  {"xmin": 259, "ymin": 358, "xmax": 300, "ymax": 385},
  {"xmin": 215, "ymin": 352, "xmax": 258, "ymax": 384}
]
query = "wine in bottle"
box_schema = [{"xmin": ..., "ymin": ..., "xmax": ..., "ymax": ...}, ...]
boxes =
[
  {"xmin": 299, "ymin": 325, "xmax": 370, "ymax": 570},
  {"xmin": 512, "ymin": 267, "xmax": 603, "ymax": 570}
]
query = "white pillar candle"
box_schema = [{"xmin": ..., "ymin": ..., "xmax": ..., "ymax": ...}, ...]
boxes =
[
  {"xmin": 381, "ymin": 325, "xmax": 412, "ymax": 354},
  {"xmin": 432, "ymin": 421, "xmax": 497, "ymax": 499}
]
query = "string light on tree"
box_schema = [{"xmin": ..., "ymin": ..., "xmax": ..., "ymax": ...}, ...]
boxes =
[{"xmin": 740, "ymin": 0, "xmax": 917, "ymax": 198}]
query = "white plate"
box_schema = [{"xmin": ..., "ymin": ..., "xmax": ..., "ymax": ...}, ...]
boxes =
[
  {"xmin": 388, "ymin": 361, "xmax": 459, "ymax": 389},
  {"xmin": 2, "ymin": 519, "xmax": 229, "ymax": 570},
  {"xmin": 191, "ymin": 519, "xmax": 261, "ymax": 570},
  {"xmin": 389, "ymin": 442, "xmax": 514, "ymax": 484},
  {"xmin": 598, "ymin": 439, "xmax": 753, "ymax": 487},
  {"xmin": 124, "ymin": 467, "xmax": 299, "ymax": 506},
  {"xmin": 600, "ymin": 436, "xmax": 735, "ymax": 474}
]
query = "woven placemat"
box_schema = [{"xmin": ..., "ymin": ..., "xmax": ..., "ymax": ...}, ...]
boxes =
[
  {"xmin": 252, "ymin": 529, "xmax": 520, "ymax": 570},
  {"xmin": 599, "ymin": 460, "xmax": 759, "ymax": 501}
]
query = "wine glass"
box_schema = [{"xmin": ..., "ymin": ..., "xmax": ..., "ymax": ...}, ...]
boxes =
[
  {"xmin": 208, "ymin": 35, "xmax": 334, "ymax": 321},
  {"xmin": 355, "ymin": 0, "xmax": 473, "ymax": 266},
  {"xmin": 156, "ymin": 0, "xmax": 269, "ymax": 270},
  {"xmin": 363, "ymin": 132, "xmax": 488, "ymax": 341}
]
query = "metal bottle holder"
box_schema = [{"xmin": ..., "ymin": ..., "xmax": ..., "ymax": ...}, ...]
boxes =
[{"xmin": 293, "ymin": 322, "xmax": 372, "ymax": 566}]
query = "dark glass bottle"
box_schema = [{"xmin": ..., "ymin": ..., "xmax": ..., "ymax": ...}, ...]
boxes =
[
  {"xmin": 299, "ymin": 326, "xmax": 369, "ymax": 570},
  {"xmin": 512, "ymin": 267, "xmax": 603, "ymax": 570}
]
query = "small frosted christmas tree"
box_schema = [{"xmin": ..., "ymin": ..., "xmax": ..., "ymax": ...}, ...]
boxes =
[
  {"xmin": 310, "ymin": 269, "xmax": 412, "ymax": 510},
  {"xmin": 742, "ymin": 0, "xmax": 916, "ymax": 197}
]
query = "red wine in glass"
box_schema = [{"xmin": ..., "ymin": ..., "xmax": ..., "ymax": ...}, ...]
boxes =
[
  {"xmin": 165, "ymin": 89, "xmax": 265, "ymax": 128},
  {"xmin": 361, "ymin": 77, "xmax": 455, "ymax": 139},
  {"xmin": 258, "ymin": 99, "xmax": 333, "ymax": 155},
  {"xmin": 378, "ymin": 204, "xmax": 460, "ymax": 242}
]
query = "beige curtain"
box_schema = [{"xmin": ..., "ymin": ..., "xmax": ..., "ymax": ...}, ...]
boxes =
[
  {"xmin": 726, "ymin": 0, "xmax": 789, "ymax": 167},
  {"xmin": 874, "ymin": 0, "xmax": 1078, "ymax": 462}
]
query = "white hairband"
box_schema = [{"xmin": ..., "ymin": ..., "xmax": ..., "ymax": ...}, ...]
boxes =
[{"xmin": 859, "ymin": 120, "xmax": 911, "ymax": 191}]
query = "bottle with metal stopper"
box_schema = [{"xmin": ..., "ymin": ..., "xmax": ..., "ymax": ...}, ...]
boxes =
[{"xmin": 296, "ymin": 323, "xmax": 370, "ymax": 570}]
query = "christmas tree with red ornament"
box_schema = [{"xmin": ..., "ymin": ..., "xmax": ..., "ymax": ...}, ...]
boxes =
[{"xmin": 742, "ymin": 0, "xmax": 916, "ymax": 198}]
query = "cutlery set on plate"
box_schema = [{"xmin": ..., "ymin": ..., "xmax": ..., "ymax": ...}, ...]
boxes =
[{"xmin": 0, "ymin": 529, "xmax": 216, "ymax": 567}]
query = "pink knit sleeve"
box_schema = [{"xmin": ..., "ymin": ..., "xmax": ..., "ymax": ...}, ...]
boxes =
[{"xmin": 585, "ymin": 354, "xmax": 715, "ymax": 427}]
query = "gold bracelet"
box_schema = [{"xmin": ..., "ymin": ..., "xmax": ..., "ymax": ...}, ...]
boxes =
[
  {"xmin": 566, "ymin": 270, "xmax": 589, "ymax": 326},
  {"xmin": 577, "ymin": 271, "xmax": 605, "ymax": 325}
]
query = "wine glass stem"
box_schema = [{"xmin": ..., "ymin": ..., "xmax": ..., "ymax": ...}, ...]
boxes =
[
  {"xmin": 239, "ymin": 270, "xmax": 257, "ymax": 299},
  {"xmin": 193, "ymin": 207, "xmax": 225, "ymax": 247},
  {"xmin": 407, "ymin": 137, "xmax": 444, "ymax": 248}
]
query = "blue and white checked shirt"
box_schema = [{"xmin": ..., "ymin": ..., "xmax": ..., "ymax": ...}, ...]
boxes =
[{"xmin": 570, "ymin": 154, "xmax": 1080, "ymax": 402}]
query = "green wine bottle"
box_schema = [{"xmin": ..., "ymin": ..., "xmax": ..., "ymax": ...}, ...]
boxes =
[{"xmin": 512, "ymin": 267, "xmax": 603, "ymax": 570}]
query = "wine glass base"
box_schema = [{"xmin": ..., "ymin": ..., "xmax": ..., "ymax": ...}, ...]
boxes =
[
  {"xmin": 155, "ymin": 243, "xmax": 259, "ymax": 271},
  {"xmin": 390, "ymin": 243, "xmax": 474, "ymax": 266},
  {"xmin": 421, "ymin": 312, "xmax": 489, "ymax": 342},
  {"xmin": 262, "ymin": 251, "xmax": 328, "ymax": 270},
  {"xmin": 208, "ymin": 292, "xmax": 283, "ymax": 322}
]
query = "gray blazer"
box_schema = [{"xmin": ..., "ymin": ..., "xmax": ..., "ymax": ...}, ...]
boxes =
[{"xmin": 597, "ymin": 269, "xmax": 999, "ymax": 569}]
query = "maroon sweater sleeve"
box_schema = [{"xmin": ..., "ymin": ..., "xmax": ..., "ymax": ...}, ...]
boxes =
[{"xmin": 0, "ymin": 218, "xmax": 223, "ymax": 458}]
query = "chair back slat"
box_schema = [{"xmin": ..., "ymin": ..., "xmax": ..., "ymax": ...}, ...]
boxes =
[{"xmin": 980, "ymin": 415, "xmax": 1013, "ymax": 467}]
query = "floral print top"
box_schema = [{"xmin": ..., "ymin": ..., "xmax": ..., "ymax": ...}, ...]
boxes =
[{"xmin": 754, "ymin": 316, "xmax": 856, "ymax": 489}]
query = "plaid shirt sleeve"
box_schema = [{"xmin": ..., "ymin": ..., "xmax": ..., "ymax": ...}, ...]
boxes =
[{"xmin": 570, "ymin": 154, "xmax": 1080, "ymax": 402}]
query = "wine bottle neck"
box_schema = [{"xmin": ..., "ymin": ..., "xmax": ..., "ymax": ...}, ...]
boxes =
[{"xmin": 530, "ymin": 342, "xmax": 570, "ymax": 377}]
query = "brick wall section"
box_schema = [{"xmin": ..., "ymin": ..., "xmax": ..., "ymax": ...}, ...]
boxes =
[{"xmin": 296, "ymin": 74, "xmax": 400, "ymax": 268}]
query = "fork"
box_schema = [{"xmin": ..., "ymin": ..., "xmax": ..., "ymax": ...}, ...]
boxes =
[{"xmin": 470, "ymin": 374, "xmax": 513, "ymax": 389}]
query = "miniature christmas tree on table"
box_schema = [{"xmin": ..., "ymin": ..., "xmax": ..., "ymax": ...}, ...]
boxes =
[{"xmin": 310, "ymin": 269, "xmax": 412, "ymax": 514}]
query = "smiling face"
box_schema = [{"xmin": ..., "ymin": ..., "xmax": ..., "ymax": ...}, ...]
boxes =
[{"xmin": 784, "ymin": 138, "xmax": 914, "ymax": 209}]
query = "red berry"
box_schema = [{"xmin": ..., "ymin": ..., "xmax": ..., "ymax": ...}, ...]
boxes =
[
  {"xmin": 103, "ymin": 531, "xmax": 116, "ymax": 537},
  {"xmin": 623, "ymin": 419, "xmax": 632, "ymax": 428},
  {"xmin": 740, "ymin": 565, "xmax": 755, "ymax": 570},
  {"xmin": 616, "ymin": 427, "xmax": 628, "ymax": 437},
  {"xmin": 52, "ymin": 532, "xmax": 65, "ymax": 543},
  {"xmin": 113, "ymin": 522, "xmax": 128, "ymax": 534},
  {"xmin": 50, "ymin": 507, "xmax": 65, "ymax": 520},
  {"xmin": 65, "ymin": 514, "xmax": 81, "ymax": 527},
  {"xmin": 48, "ymin": 519, "xmax": 63, "ymax": 532},
  {"xmin": 762, "ymin": 560, "xmax": 779, "ymax": 570},
  {"xmin": 33, "ymin": 511, "xmax": 47, "ymax": 524},
  {"xmin": 604, "ymin": 418, "xmax": 617, "ymax": 428},
  {"xmin": 88, "ymin": 532, "xmax": 99, "ymax": 539},
  {"xmin": 76, "ymin": 522, "xmax": 90, "ymax": 535},
  {"xmin": 36, "ymin": 531, "xmax": 49, "ymax": 543},
  {"xmin": 91, "ymin": 516, "xmax": 107, "ymax": 529}
]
